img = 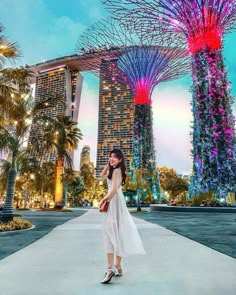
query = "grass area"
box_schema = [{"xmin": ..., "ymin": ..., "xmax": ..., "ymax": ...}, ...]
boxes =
[{"xmin": 0, "ymin": 219, "xmax": 32, "ymax": 232}]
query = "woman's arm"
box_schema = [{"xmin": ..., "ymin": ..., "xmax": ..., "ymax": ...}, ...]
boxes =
[
  {"xmin": 100, "ymin": 163, "xmax": 109, "ymax": 177},
  {"xmin": 99, "ymin": 169, "xmax": 121, "ymax": 208},
  {"xmin": 104, "ymin": 169, "xmax": 121, "ymax": 201}
]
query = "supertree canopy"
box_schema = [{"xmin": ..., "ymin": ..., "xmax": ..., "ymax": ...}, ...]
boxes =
[
  {"xmin": 103, "ymin": 0, "xmax": 236, "ymax": 198},
  {"xmin": 77, "ymin": 18, "xmax": 190, "ymax": 199}
]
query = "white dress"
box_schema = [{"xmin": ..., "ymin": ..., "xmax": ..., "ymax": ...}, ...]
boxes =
[{"xmin": 103, "ymin": 168, "xmax": 146, "ymax": 257}]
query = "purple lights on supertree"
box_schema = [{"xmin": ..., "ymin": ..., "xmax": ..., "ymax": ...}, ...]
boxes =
[
  {"xmin": 190, "ymin": 50, "xmax": 236, "ymax": 197},
  {"xmin": 103, "ymin": 0, "xmax": 236, "ymax": 198},
  {"xmin": 116, "ymin": 46, "xmax": 169, "ymax": 105},
  {"xmin": 77, "ymin": 18, "xmax": 190, "ymax": 199}
]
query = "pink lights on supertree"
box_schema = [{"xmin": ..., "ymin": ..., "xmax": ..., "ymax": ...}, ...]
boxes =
[
  {"xmin": 103, "ymin": 0, "xmax": 236, "ymax": 198},
  {"xmin": 186, "ymin": 7, "xmax": 223, "ymax": 54},
  {"xmin": 134, "ymin": 79, "xmax": 151, "ymax": 105},
  {"xmin": 188, "ymin": 29, "xmax": 222, "ymax": 55}
]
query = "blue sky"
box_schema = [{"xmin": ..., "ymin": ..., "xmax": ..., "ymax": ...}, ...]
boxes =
[{"xmin": 0, "ymin": 0, "xmax": 235, "ymax": 174}]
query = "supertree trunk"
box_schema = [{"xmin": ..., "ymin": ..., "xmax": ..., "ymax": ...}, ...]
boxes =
[
  {"xmin": 133, "ymin": 103, "xmax": 161, "ymax": 199},
  {"xmin": 1, "ymin": 164, "xmax": 17, "ymax": 222},
  {"xmin": 189, "ymin": 48, "xmax": 236, "ymax": 198}
]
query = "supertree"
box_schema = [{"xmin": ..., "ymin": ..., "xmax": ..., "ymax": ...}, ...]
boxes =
[
  {"xmin": 103, "ymin": 0, "xmax": 236, "ymax": 198},
  {"xmin": 77, "ymin": 18, "xmax": 190, "ymax": 199}
]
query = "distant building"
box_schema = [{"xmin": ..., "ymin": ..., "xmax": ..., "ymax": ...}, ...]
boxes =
[
  {"xmin": 28, "ymin": 63, "xmax": 83, "ymax": 162},
  {"xmin": 27, "ymin": 54, "xmax": 135, "ymax": 177},
  {"xmin": 177, "ymin": 174, "xmax": 191, "ymax": 181},
  {"xmin": 96, "ymin": 60, "xmax": 134, "ymax": 176},
  {"xmin": 80, "ymin": 145, "xmax": 91, "ymax": 169}
]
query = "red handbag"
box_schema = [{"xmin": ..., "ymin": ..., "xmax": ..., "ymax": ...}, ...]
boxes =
[{"xmin": 99, "ymin": 199, "xmax": 109, "ymax": 212}]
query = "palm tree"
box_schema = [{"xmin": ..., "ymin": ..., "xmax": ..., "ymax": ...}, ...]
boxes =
[
  {"xmin": 68, "ymin": 176, "xmax": 86, "ymax": 206},
  {"xmin": 0, "ymin": 68, "xmax": 60, "ymax": 222},
  {"xmin": 0, "ymin": 23, "xmax": 19, "ymax": 68},
  {"xmin": 80, "ymin": 163, "xmax": 95, "ymax": 189},
  {"xmin": 34, "ymin": 161, "xmax": 55, "ymax": 208},
  {"xmin": 61, "ymin": 167, "xmax": 77, "ymax": 208},
  {"xmin": 0, "ymin": 23, "xmax": 20, "ymax": 125},
  {"xmin": 39, "ymin": 115, "xmax": 83, "ymax": 208}
]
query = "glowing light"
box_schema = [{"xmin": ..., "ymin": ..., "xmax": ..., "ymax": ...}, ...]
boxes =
[
  {"xmin": 134, "ymin": 79, "xmax": 151, "ymax": 105},
  {"xmin": 30, "ymin": 174, "xmax": 35, "ymax": 180}
]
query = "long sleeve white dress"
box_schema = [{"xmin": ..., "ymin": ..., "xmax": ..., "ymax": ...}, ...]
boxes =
[{"xmin": 103, "ymin": 168, "xmax": 146, "ymax": 257}]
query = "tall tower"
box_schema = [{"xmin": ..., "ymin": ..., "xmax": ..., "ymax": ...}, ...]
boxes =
[
  {"xmin": 28, "ymin": 57, "xmax": 83, "ymax": 162},
  {"xmin": 80, "ymin": 145, "xmax": 91, "ymax": 169},
  {"xmin": 96, "ymin": 59, "xmax": 134, "ymax": 176},
  {"xmin": 28, "ymin": 56, "xmax": 84, "ymax": 205}
]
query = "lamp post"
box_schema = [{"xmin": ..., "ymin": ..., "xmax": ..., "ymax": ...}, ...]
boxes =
[{"xmin": 136, "ymin": 126, "xmax": 143, "ymax": 212}]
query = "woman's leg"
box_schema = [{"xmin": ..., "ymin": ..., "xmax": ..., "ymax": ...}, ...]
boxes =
[
  {"xmin": 107, "ymin": 253, "xmax": 114, "ymax": 269},
  {"xmin": 101, "ymin": 253, "xmax": 115, "ymax": 283},
  {"xmin": 115, "ymin": 255, "xmax": 122, "ymax": 269}
]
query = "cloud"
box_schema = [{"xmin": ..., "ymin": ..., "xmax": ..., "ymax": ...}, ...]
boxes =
[
  {"xmin": 77, "ymin": 0, "xmax": 108, "ymax": 21},
  {"xmin": 0, "ymin": 0, "xmax": 86, "ymax": 65},
  {"xmin": 152, "ymin": 82, "xmax": 193, "ymax": 173}
]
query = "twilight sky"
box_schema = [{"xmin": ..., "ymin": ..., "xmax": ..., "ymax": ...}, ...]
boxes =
[{"xmin": 0, "ymin": 0, "xmax": 235, "ymax": 174}]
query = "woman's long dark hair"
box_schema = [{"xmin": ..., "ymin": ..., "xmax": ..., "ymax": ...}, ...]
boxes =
[{"xmin": 107, "ymin": 149, "xmax": 127, "ymax": 185}]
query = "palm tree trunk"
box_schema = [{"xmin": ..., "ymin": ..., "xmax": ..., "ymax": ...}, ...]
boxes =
[
  {"xmin": 136, "ymin": 189, "xmax": 142, "ymax": 212},
  {"xmin": 55, "ymin": 156, "xmax": 64, "ymax": 208},
  {"xmin": 1, "ymin": 165, "xmax": 17, "ymax": 222},
  {"xmin": 63, "ymin": 183, "xmax": 68, "ymax": 208},
  {"xmin": 23, "ymin": 189, "xmax": 27, "ymax": 209},
  {"xmin": 40, "ymin": 187, "xmax": 44, "ymax": 208}
]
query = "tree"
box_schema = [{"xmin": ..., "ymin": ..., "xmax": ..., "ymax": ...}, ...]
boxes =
[
  {"xmin": 61, "ymin": 167, "xmax": 77, "ymax": 208},
  {"xmin": 0, "ymin": 150, "xmax": 39, "ymax": 208},
  {"xmin": 68, "ymin": 176, "xmax": 86, "ymax": 206},
  {"xmin": 38, "ymin": 115, "xmax": 83, "ymax": 208},
  {"xmin": 80, "ymin": 163, "xmax": 95, "ymax": 189},
  {"xmin": 123, "ymin": 169, "xmax": 153, "ymax": 210},
  {"xmin": 33, "ymin": 161, "xmax": 55, "ymax": 208},
  {"xmin": 0, "ymin": 68, "xmax": 60, "ymax": 222},
  {"xmin": 159, "ymin": 166, "xmax": 189, "ymax": 199},
  {"xmin": 0, "ymin": 23, "xmax": 19, "ymax": 68},
  {"xmin": 79, "ymin": 163, "xmax": 103, "ymax": 204}
]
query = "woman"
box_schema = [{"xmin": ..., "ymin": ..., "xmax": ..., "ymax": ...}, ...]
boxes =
[{"xmin": 99, "ymin": 148, "xmax": 145, "ymax": 284}]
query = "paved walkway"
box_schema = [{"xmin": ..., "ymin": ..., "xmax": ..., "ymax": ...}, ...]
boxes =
[{"xmin": 0, "ymin": 209, "xmax": 235, "ymax": 295}]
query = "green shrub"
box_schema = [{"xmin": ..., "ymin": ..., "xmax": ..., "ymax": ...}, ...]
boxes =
[
  {"xmin": 144, "ymin": 195, "xmax": 154, "ymax": 203},
  {"xmin": 191, "ymin": 192, "xmax": 215, "ymax": 206},
  {"xmin": 159, "ymin": 197, "xmax": 168, "ymax": 204}
]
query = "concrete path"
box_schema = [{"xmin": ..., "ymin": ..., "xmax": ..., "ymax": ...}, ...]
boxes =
[{"xmin": 0, "ymin": 209, "xmax": 235, "ymax": 295}]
